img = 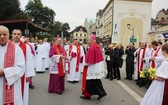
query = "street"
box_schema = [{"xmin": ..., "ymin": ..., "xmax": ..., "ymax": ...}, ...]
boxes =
[{"xmin": 29, "ymin": 60, "xmax": 147, "ymax": 105}]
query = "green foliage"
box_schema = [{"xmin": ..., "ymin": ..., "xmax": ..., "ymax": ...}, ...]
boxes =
[
  {"xmin": 25, "ymin": 0, "xmax": 56, "ymax": 28},
  {"xmin": 50, "ymin": 21, "xmax": 70, "ymax": 39},
  {"xmin": 0, "ymin": 0, "xmax": 27, "ymax": 20}
]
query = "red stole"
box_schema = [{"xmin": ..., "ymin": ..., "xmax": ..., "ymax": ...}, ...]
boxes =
[
  {"xmin": 76, "ymin": 45, "xmax": 81, "ymax": 72},
  {"xmin": 19, "ymin": 41, "xmax": 26, "ymax": 99},
  {"xmin": 162, "ymin": 79, "xmax": 168, "ymax": 105},
  {"xmin": 82, "ymin": 66, "xmax": 88, "ymax": 92},
  {"xmin": 151, "ymin": 47, "xmax": 160, "ymax": 68},
  {"xmin": 3, "ymin": 41, "xmax": 15, "ymax": 105},
  {"xmin": 53, "ymin": 44, "xmax": 66, "ymax": 77},
  {"xmin": 68, "ymin": 45, "xmax": 73, "ymax": 74},
  {"xmin": 137, "ymin": 48, "xmax": 146, "ymax": 74}
]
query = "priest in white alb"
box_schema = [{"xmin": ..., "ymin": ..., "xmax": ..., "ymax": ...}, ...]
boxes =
[
  {"xmin": 43, "ymin": 38, "xmax": 50, "ymax": 70},
  {"xmin": 0, "ymin": 25, "xmax": 25, "ymax": 105},
  {"xmin": 35, "ymin": 40, "xmax": 46, "ymax": 72},
  {"xmin": 67, "ymin": 39, "xmax": 85, "ymax": 83},
  {"xmin": 134, "ymin": 41, "xmax": 151, "ymax": 87},
  {"xmin": 12, "ymin": 29, "xmax": 35, "ymax": 105}
]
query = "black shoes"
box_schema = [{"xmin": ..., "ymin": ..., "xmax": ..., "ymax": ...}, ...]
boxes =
[
  {"xmin": 80, "ymin": 96, "xmax": 90, "ymax": 100},
  {"xmin": 29, "ymin": 85, "xmax": 35, "ymax": 89},
  {"xmin": 97, "ymin": 95, "xmax": 106, "ymax": 100},
  {"xmin": 55, "ymin": 91, "xmax": 63, "ymax": 95}
]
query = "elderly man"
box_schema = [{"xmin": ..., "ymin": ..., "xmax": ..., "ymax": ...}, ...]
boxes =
[
  {"xmin": 12, "ymin": 29, "xmax": 35, "ymax": 105},
  {"xmin": 81, "ymin": 35, "xmax": 107, "ymax": 100},
  {"xmin": 134, "ymin": 41, "xmax": 150, "ymax": 87},
  {"xmin": 67, "ymin": 39, "xmax": 85, "ymax": 83},
  {"xmin": 0, "ymin": 26, "xmax": 25, "ymax": 105},
  {"xmin": 48, "ymin": 37, "xmax": 67, "ymax": 95}
]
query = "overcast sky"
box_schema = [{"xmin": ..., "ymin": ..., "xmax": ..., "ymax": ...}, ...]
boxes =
[{"xmin": 19, "ymin": 0, "xmax": 168, "ymax": 31}]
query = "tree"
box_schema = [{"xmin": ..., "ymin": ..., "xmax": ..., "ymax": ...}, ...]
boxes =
[
  {"xmin": 51, "ymin": 21, "xmax": 70, "ymax": 39},
  {"xmin": 0, "ymin": 0, "xmax": 26, "ymax": 20},
  {"xmin": 25, "ymin": 0, "xmax": 56, "ymax": 28}
]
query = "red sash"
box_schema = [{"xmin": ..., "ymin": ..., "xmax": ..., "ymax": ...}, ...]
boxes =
[
  {"xmin": 19, "ymin": 41, "xmax": 26, "ymax": 99},
  {"xmin": 53, "ymin": 44, "xmax": 66, "ymax": 77},
  {"xmin": 68, "ymin": 45, "xmax": 73, "ymax": 74},
  {"xmin": 82, "ymin": 66, "xmax": 88, "ymax": 92},
  {"xmin": 151, "ymin": 47, "xmax": 160, "ymax": 68},
  {"xmin": 76, "ymin": 45, "xmax": 81, "ymax": 72},
  {"xmin": 162, "ymin": 79, "xmax": 168, "ymax": 105},
  {"xmin": 137, "ymin": 48, "xmax": 146, "ymax": 74},
  {"xmin": 3, "ymin": 41, "xmax": 15, "ymax": 105}
]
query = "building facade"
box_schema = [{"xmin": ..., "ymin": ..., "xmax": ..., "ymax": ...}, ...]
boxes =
[
  {"xmin": 71, "ymin": 26, "xmax": 88, "ymax": 43},
  {"xmin": 156, "ymin": 9, "xmax": 168, "ymax": 21},
  {"xmin": 95, "ymin": 0, "xmax": 153, "ymax": 48}
]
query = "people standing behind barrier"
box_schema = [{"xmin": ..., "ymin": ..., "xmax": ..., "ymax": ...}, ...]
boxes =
[
  {"xmin": 105, "ymin": 44, "xmax": 115, "ymax": 80},
  {"xmin": 113, "ymin": 43, "xmax": 124, "ymax": 80},
  {"xmin": 125, "ymin": 43, "xmax": 136, "ymax": 80}
]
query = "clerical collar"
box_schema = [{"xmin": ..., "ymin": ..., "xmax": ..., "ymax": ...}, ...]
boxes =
[{"xmin": 141, "ymin": 47, "xmax": 145, "ymax": 49}]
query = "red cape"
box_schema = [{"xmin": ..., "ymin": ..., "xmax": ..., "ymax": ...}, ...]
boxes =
[{"xmin": 85, "ymin": 43, "xmax": 103, "ymax": 64}]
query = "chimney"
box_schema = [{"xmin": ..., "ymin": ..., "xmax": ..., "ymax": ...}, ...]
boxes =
[{"xmin": 162, "ymin": 8, "xmax": 165, "ymax": 11}]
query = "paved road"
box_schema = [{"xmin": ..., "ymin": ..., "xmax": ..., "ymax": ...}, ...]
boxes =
[{"xmin": 29, "ymin": 60, "xmax": 147, "ymax": 105}]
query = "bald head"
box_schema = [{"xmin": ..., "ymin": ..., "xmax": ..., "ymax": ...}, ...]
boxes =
[{"xmin": 0, "ymin": 25, "xmax": 10, "ymax": 45}]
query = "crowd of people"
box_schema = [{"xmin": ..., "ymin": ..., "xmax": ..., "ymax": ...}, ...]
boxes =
[
  {"xmin": 0, "ymin": 25, "xmax": 107, "ymax": 105},
  {"xmin": 104, "ymin": 40, "xmax": 168, "ymax": 105},
  {"xmin": 0, "ymin": 24, "xmax": 168, "ymax": 105}
]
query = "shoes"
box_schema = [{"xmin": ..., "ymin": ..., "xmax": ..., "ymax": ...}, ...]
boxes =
[
  {"xmin": 80, "ymin": 96, "xmax": 90, "ymax": 100},
  {"xmin": 109, "ymin": 78, "xmax": 113, "ymax": 81},
  {"xmin": 29, "ymin": 85, "xmax": 35, "ymax": 89},
  {"xmin": 97, "ymin": 95, "xmax": 106, "ymax": 100},
  {"xmin": 124, "ymin": 77, "xmax": 129, "ymax": 79},
  {"xmin": 55, "ymin": 91, "xmax": 63, "ymax": 95},
  {"xmin": 105, "ymin": 77, "xmax": 109, "ymax": 79},
  {"xmin": 117, "ymin": 78, "xmax": 121, "ymax": 80},
  {"xmin": 128, "ymin": 78, "xmax": 132, "ymax": 80}
]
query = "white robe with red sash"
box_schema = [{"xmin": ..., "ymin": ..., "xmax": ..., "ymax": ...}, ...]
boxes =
[
  {"xmin": 67, "ymin": 45, "xmax": 85, "ymax": 82},
  {"xmin": 134, "ymin": 48, "xmax": 151, "ymax": 79},
  {"xmin": 0, "ymin": 41, "xmax": 25, "ymax": 105},
  {"xmin": 22, "ymin": 44, "xmax": 35, "ymax": 105},
  {"xmin": 145, "ymin": 47, "xmax": 165, "ymax": 69}
]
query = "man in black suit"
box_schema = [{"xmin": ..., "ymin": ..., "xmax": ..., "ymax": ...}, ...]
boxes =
[{"xmin": 125, "ymin": 43, "xmax": 136, "ymax": 80}]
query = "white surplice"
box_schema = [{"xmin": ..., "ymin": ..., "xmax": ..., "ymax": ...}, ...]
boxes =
[
  {"xmin": 145, "ymin": 47, "xmax": 165, "ymax": 68},
  {"xmin": 64, "ymin": 44, "xmax": 69, "ymax": 71},
  {"xmin": 140, "ymin": 58, "xmax": 168, "ymax": 105},
  {"xmin": 23, "ymin": 44, "xmax": 36, "ymax": 105},
  {"xmin": 134, "ymin": 48, "xmax": 151, "ymax": 80},
  {"xmin": 35, "ymin": 44, "xmax": 46, "ymax": 72},
  {"xmin": 43, "ymin": 42, "xmax": 50, "ymax": 68},
  {"xmin": 67, "ymin": 45, "xmax": 84, "ymax": 81},
  {"xmin": 0, "ymin": 42, "xmax": 25, "ymax": 105}
]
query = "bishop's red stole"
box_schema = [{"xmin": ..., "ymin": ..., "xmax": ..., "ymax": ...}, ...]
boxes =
[
  {"xmin": 19, "ymin": 41, "xmax": 26, "ymax": 99},
  {"xmin": 137, "ymin": 48, "xmax": 146, "ymax": 74},
  {"xmin": 3, "ymin": 41, "xmax": 15, "ymax": 105},
  {"xmin": 68, "ymin": 45, "xmax": 73, "ymax": 74},
  {"xmin": 53, "ymin": 44, "xmax": 66, "ymax": 76},
  {"xmin": 151, "ymin": 47, "xmax": 160, "ymax": 68}
]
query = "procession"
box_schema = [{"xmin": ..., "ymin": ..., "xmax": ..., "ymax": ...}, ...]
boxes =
[{"xmin": 1, "ymin": 0, "xmax": 168, "ymax": 105}]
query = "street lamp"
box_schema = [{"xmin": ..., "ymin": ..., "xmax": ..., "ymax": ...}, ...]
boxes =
[{"xmin": 127, "ymin": 24, "xmax": 134, "ymax": 39}]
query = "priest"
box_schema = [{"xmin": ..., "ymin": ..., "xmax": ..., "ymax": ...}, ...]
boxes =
[
  {"xmin": 0, "ymin": 25, "xmax": 25, "ymax": 105},
  {"xmin": 12, "ymin": 29, "xmax": 35, "ymax": 105},
  {"xmin": 81, "ymin": 35, "xmax": 107, "ymax": 100},
  {"xmin": 67, "ymin": 39, "xmax": 85, "ymax": 82}
]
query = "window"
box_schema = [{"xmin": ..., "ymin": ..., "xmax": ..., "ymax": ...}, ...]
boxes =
[
  {"xmin": 76, "ymin": 33, "xmax": 78, "ymax": 37},
  {"xmin": 84, "ymin": 34, "xmax": 86, "ymax": 37},
  {"xmin": 80, "ymin": 34, "xmax": 82, "ymax": 37}
]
